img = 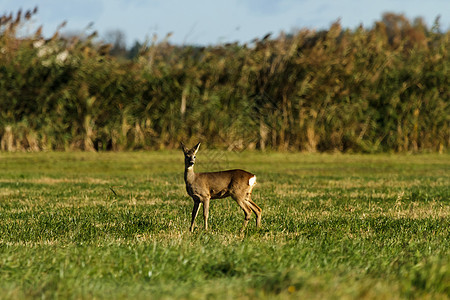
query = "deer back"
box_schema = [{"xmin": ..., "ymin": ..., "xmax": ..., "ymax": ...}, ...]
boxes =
[{"xmin": 194, "ymin": 169, "xmax": 255, "ymax": 199}]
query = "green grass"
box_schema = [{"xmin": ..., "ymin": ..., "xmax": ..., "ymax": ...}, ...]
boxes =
[{"xmin": 0, "ymin": 151, "xmax": 449, "ymax": 299}]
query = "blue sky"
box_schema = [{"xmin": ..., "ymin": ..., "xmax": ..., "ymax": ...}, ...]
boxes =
[{"xmin": 2, "ymin": 0, "xmax": 449, "ymax": 46}]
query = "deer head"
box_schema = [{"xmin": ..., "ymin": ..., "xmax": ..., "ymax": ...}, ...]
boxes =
[{"xmin": 181, "ymin": 142, "xmax": 200, "ymax": 168}]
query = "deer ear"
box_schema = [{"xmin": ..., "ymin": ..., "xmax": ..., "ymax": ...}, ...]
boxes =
[
  {"xmin": 180, "ymin": 142, "xmax": 188, "ymax": 153},
  {"xmin": 192, "ymin": 142, "xmax": 201, "ymax": 154}
]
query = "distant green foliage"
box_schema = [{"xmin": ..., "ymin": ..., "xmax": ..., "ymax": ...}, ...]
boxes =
[{"xmin": 0, "ymin": 10, "xmax": 449, "ymax": 152}]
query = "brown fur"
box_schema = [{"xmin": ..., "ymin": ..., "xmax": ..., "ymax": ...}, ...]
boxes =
[{"xmin": 181, "ymin": 142, "xmax": 262, "ymax": 232}]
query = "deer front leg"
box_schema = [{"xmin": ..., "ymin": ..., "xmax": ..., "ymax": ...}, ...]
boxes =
[
  {"xmin": 190, "ymin": 201, "xmax": 201, "ymax": 232},
  {"xmin": 203, "ymin": 198, "xmax": 210, "ymax": 231}
]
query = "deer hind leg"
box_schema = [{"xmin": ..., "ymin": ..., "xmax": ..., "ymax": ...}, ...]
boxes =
[
  {"xmin": 245, "ymin": 183, "xmax": 262, "ymax": 228},
  {"xmin": 246, "ymin": 196, "xmax": 262, "ymax": 228},
  {"xmin": 190, "ymin": 200, "xmax": 201, "ymax": 232},
  {"xmin": 232, "ymin": 195, "xmax": 253, "ymax": 232}
]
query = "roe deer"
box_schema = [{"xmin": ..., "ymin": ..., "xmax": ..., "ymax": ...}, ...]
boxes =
[{"xmin": 181, "ymin": 142, "xmax": 262, "ymax": 232}]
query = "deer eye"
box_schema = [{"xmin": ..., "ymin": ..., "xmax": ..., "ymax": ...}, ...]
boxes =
[{"xmin": 193, "ymin": 156, "xmax": 196, "ymax": 159}]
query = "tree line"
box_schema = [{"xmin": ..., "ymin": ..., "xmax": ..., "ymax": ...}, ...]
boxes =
[{"xmin": 0, "ymin": 9, "xmax": 448, "ymax": 152}]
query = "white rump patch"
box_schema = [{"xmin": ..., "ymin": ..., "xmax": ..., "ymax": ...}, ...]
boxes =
[{"xmin": 248, "ymin": 176, "xmax": 256, "ymax": 186}]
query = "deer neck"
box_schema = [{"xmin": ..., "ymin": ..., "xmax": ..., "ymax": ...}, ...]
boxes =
[{"xmin": 184, "ymin": 165, "xmax": 196, "ymax": 185}]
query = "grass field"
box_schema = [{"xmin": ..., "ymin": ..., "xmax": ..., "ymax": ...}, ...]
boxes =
[{"xmin": 0, "ymin": 151, "xmax": 449, "ymax": 299}]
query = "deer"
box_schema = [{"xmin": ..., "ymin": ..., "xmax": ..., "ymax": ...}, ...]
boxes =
[{"xmin": 181, "ymin": 142, "xmax": 262, "ymax": 232}]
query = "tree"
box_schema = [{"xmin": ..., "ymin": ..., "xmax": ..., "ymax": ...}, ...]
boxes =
[{"xmin": 103, "ymin": 29, "xmax": 127, "ymax": 57}]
